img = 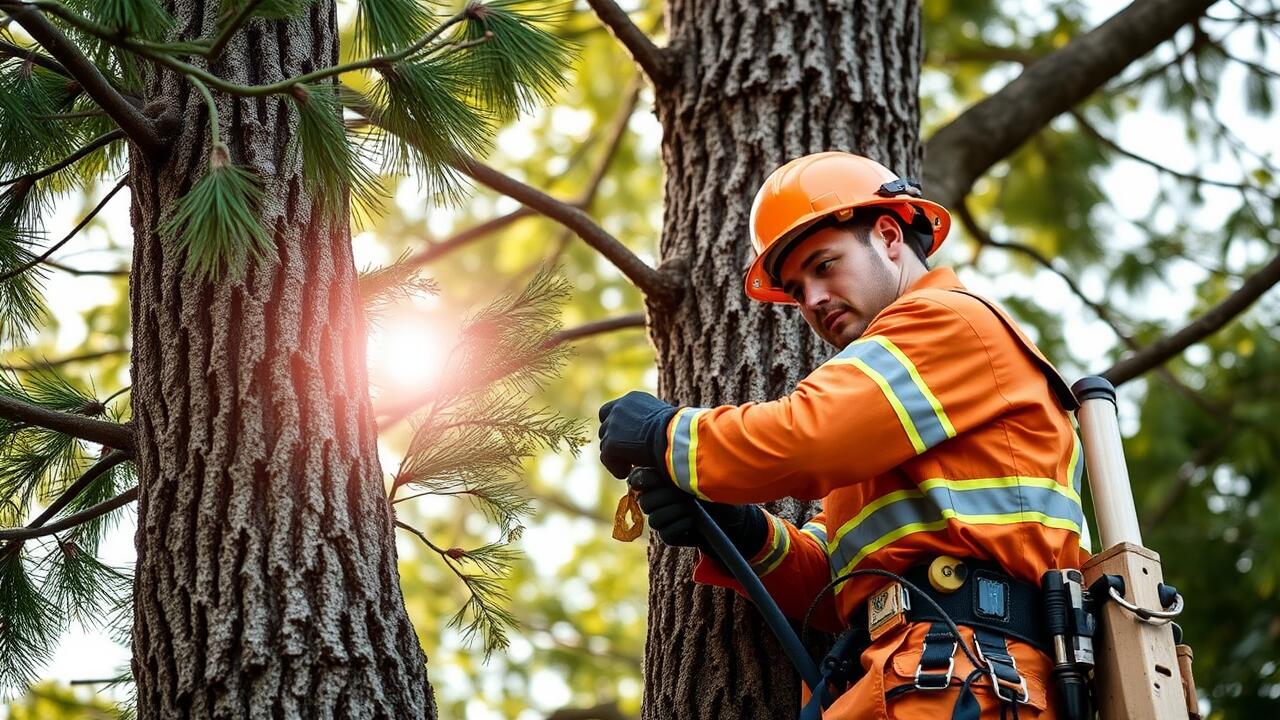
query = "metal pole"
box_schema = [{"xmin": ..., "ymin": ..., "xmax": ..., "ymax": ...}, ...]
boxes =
[{"xmin": 1072, "ymin": 376, "xmax": 1143, "ymax": 549}]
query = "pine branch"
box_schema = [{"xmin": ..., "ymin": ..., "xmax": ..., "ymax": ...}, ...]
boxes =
[
  {"xmin": 924, "ymin": 0, "xmax": 1216, "ymax": 209},
  {"xmin": 544, "ymin": 312, "xmax": 645, "ymax": 348},
  {"xmin": 0, "ymin": 130, "xmax": 125, "ymax": 188},
  {"xmin": 0, "ymin": 394, "xmax": 133, "ymax": 450},
  {"xmin": 18, "ymin": 449, "xmax": 127, "ymax": 532},
  {"xmin": 402, "ymin": 76, "xmax": 639, "ymax": 269},
  {"xmin": 1104, "ymin": 249, "xmax": 1280, "ymax": 386},
  {"xmin": 0, "ymin": 176, "xmax": 126, "ymax": 282},
  {"xmin": 39, "ymin": 258, "xmax": 129, "ymax": 276},
  {"xmin": 0, "ymin": 484, "xmax": 135, "ymax": 541},
  {"xmin": 1, "ymin": 2, "xmax": 161, "ymax": 153},
  {"xmin": 0, "ymin": 37, "xmax": 69, "ymax": 77},
  {"xmin": 583, "ymin": 0, "xmax": 674, "ymax": 85}
]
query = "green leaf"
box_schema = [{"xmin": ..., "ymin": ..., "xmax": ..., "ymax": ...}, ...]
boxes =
[
  {"xmin": 289, "ymin": 83, "xmax": 387, "ymax": 221},
  {"xmin": 160, "ymin": 148, "xmax": 272, "ymax": 280},
  {"xmin": 458, "ymin": 1, "xmax": 576, "ymax": 118},
  {"xmin": 448, "ymin": 570, "xmax": 516, "ymax": 659},
  {"xmin": 370, "ymin": 58, "xmax": 494, "ymax": 202},
  {"xmin": 355, "ymin": 0, "xmax": 434, "ymax": 56},
  {"xmin": 0, "ymin": 548, "xmax": 61, "ymax": 692},
  {"xmin": 1243, "ymin": 71, "xmax": 1273, "ymax": 117}
]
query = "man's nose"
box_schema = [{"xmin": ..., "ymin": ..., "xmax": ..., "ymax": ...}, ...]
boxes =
[{"xmin": 801, "ymin": 284, "xmax": 830, "ymax": 313}]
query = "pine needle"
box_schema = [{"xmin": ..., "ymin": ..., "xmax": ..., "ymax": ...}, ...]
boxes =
[
  {"xmin": 458, "ymin": 0, "xmax": 576, "ymax": 118},
  {"xmin": 221, "ymin": 0, "xmax": 316, "ymax": 20},
  {"xmin": 290, "ymin": 83, "xmax": 387, "ymax": 221},
  {"xmin": 160, "ymin": 147, "xmax": 272, "ymax": 280},
  {"xmin": 0, "ymin": 227, "xmax": 50, "ymax": 346},
  {"xmin": 0, "ymin": 548, "xmax": 61, "ymax": 692},
  {"xmin": 64, "ymin": 0, "xmax": 175, "ymax": 40},
  {"xmin": 370, "ymin": 57, "xmax": 494, "ymax": 203},
  {"xmin": 355, "ymin": 0, "xmax": 435, "ymax": 57},
  {"xmin": 357, "ymin": 252, "xmax": 440, "ymax": 322},
  {"xmin": 38, "ymin": 539, "xmax": 131, "ymax": 630}
]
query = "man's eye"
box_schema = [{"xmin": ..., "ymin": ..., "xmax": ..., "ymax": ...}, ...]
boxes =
[{"xmin": 816, "ymin": 259, "xmax": 834, "ymax": 274}]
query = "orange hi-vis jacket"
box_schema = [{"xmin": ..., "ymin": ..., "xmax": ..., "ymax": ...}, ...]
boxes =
[{"xmin": 666, "ymin": 267, "xmax": 1088, "ymax": 637}]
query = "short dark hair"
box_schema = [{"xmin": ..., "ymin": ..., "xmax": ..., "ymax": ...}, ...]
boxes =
[{"xmin": 767, "ymin": 207, "xmax": 931, "ymax": 282}]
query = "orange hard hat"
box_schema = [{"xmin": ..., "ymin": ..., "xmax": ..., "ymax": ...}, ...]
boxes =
[{"xmin": 744, "ymin": 152, "xmax": 952, "ymax": 304}]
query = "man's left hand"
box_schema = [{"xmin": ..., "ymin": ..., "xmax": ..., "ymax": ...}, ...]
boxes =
[{"xmin": 598, "ymin": 391, "xmax": 678, "ymax": 479}]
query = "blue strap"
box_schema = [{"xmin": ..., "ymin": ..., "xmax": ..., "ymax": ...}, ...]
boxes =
[
  {"xmin": 797, "ymin": 630, "xmax": 863, "ymax": 720},
  {"xmin": 914, "ymin": 622, "xmax": 958, "ymax": 690}
]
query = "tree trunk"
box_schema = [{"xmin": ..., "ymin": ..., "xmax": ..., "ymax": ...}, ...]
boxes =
[
  {"xmin": 645, "ymin": 1, "xmax": 922, "ymax": 717},
  {"xmin": 126, "ymin": 2, "xmax": 433, "ymax": 717}
]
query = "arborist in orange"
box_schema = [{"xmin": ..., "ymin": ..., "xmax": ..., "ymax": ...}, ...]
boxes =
[{"xmin": 598, "ymin": 151, "xmax": 1089, "ymax": 719}]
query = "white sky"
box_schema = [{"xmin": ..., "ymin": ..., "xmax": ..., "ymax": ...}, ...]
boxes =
[{"xmin": 4, "ymin": 0, "xmax": 1279, "ymax": 717}]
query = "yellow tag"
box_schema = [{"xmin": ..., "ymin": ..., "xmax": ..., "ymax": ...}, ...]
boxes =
[
  {"xmin": 611, "ymin": 490, "xmax": 644, "ymax": 542},
  {"xmin": 868, "ymin": 581, "xmax": 907, "ymax": 640}
]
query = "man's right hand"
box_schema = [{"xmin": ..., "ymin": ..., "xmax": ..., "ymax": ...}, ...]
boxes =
[{"xmin": 627, "ymin": 468, "xmax": 767, "ymax": 557}]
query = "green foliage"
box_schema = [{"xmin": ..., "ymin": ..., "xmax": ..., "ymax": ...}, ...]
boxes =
[
  {"xmin": 62, "ymin": 0, "xmax": 174, "ymax": 40},
  {"xmin": 222, "ymin": 0, "xmax": 316, "ymax": 21},
  {"xmin": 38, "ymin": 540, "xmax": 130, "ymax": 630},
  {"xmin": 459, "ymin": 1, "xmax": 577, "ymax": 118},
  {"xmin": 0, "ymin": 228, "xmax": 50, "ymax": 346},
  {"xmin": 0, "ymin": 60, "xmax": 80, "ymax": 179},
  {"xmin": 393, "ymin": 269, "xmax": 587, "ymax": 659},
  {"xmin": 0, "ymin": 549, "xmax": 59, "ymax": 692},
  {"xmin": 159, "ymin": 149, "xmax": 271, "ymax": 280},
  {"xmin": 6, "ymin": 681, "xmax": 127, "ymax": 719},
  {"xmin": 354, "ymin": 0, "xmax": 434, "ymax": 57},
  {"xmin": 290, "ymin": 83, "xmax": 386, "ymax": 220},
  {"xmin": 369, "ymin": 56, "xmax": 494, "ymax": 203}
]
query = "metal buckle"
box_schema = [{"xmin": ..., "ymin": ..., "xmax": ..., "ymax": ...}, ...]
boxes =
[
  {"xmin": 875, "ymin": 178, "xmax": 923, "ymax": 198},
  {"xmin": 976, "ymin": 635, "xmax": 1029, "ymax": 704},
  {"xmin": 912, "ymin": 639, "xmax": 957, "ymax": 690}
]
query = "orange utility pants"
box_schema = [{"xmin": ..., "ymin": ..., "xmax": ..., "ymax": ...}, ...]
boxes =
[{"xmin": 818, "ymin": 622, "xmax": 1057, "ymax": 719}]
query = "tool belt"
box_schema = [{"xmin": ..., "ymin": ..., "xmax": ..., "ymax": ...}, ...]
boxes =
[{"xmin": 809, "ymin": 560, "xmax": 1051, "ymax": 716}]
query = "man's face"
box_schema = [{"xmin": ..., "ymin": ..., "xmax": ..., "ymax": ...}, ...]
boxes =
[{"xmin": 776, "ymin": 219, "xmax": 902, "ymax": 347}]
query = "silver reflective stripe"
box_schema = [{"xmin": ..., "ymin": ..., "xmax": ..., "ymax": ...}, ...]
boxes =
[
  {"xmin": 800, "ymin": 521, "xmax": 828, "ymax": 546},
  {"xmin": 831, "ymin": 337, "xmax": 955, "ymax": 453},
  {"xmin": 750, "ymin": 513, "xmax": 790, "ymax": 576},
  {"xmin": 666, "ymin": 407, "xmax": 710, "ymax": 499},
  {"xmin": 828, "ymin": 478, "xmax": 1084, "ymax": 579}
]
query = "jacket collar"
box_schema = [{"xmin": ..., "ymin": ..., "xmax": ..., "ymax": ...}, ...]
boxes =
[{"xmin": 905, "ymin": 266, "xmax": 963, "ymax": 293}]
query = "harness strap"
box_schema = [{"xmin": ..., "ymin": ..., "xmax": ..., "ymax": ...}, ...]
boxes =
[
  {"xmin": 797, "ymin": 629, "xmax": 865, "ymax": 720},
  {"xmin": 914, "ymin": 622, "xmax": 958, "ymax": 690}
]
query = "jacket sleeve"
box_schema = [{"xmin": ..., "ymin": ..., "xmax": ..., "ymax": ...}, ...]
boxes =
[
  {"xmin": 692, "ymin": 509, "xmax": 844, "ymax": 632},
  {"xmin": 664, "ymin": 294, "xmax": 1011, "ymax": 503}
]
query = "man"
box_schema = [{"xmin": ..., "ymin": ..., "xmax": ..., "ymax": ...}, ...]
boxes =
[{"xmin": 599, "ymin": 152, "xmax": 1087, "ymax": 719}]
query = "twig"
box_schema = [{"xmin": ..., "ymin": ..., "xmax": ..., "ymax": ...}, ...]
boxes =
[
  {"xmin": 583, "ymin": 0, "xmax": 674, "ymax": 85},
  {"xmin": 0, "ymin": 393, "xmax": 134, "ymax": 450},
  {"xmin": 0, "ymin": 176, "xmax": 127, "ymax": 282},
  {"xmin": 0, "ymin": 130, "xmax": 126, "ymax": 188},
  {"xmin": 924, "ymin": 0, "xmax": 1216, "ymax": 209},
  {"xmin": 0, "ymin": 37, "xmax": 69, "ymax": 76},
  {"xmin": 0, "ymin": 484, "xmax": 136, "ymax": 542},
  {"xmin": 2, "ymin": 3, "xmax": 161, "ymax": 153},
  {"xmin": 16, "ymin": 450, "xmax": 128, "ymax": 534},
  {"xmin": 1071, "ymin": 110, "xmax": 1269, "ymax": 195},
  {"xmin": 543, "ymin": 312, "xmax": 646, "ymax": 348},
  {"xmin": 0, "ymin": 347, "xmax": 128, "ymax": 371},
  {"xmin": 40, "ymin": 260, "xmax": 129, "ymax": 276},
  {"xmin": 1105, "ymin": 249, "xmax": 1280, "ymax": 385}
]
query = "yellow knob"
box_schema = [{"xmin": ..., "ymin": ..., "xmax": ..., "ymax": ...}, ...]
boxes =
[{"xmin": 928, "ymin": 555, "xmax": 967, "ymax": 593}]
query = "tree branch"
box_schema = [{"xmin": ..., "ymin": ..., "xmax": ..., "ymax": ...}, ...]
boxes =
[
  {"xmin": 924, "ymin": 0, "xmax": 1216, "ymax": 209},
  {"xmin": 0, "ymin": 485, "xmax": 136, "ymax": 542},
  {"xmin": 18, "ymin": 449, "xmax": 128, "ymax": 533},
  {"xmin": 0, "ymin": 36, "xmax": 69, "ymax": 76},
  {"xmin": 583, "ymin": 0, "xmax": 674, "ymax": 85},
  {"xmin": 0, "ymin": 130, "xmax": 126, "ymax": 188},
  {"xmin": 2, "ymin": 3, "xmax": 161, "ymax": 154},
  {"xmin": 544, "ymin": 312, "xmax": 646, "ymax": 348},
  {"xmin": 0, "ymin": 346, "xmax": 128, "ymax": 371},
  {"xmin": 0, "ymin": 176, "xmax": 127, "ymax": 282},
  {"xmin": 0, "ymin": 394, "xmax": 134, "ymax": 451},
  {"xmin": 1071, "ymin": 110, "xmax": 1269, "ymax": 195},
  {"xmin": 1104, "ymin": 249, "xmax": 1280, "ymax": 385}
]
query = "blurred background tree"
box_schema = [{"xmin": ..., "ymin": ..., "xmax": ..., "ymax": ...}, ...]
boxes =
[{"xmin": 3, "ymin": 0, "xmax": 1279, "ymax": 718}]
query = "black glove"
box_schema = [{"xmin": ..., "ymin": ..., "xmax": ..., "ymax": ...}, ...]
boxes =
[
  {"xmin": 627, "ymin": 468, "xmax": 767, "ymax": 558},
  {"xmin": 598, "ymin": 391, "xmax": 678, "ymax": 480}
]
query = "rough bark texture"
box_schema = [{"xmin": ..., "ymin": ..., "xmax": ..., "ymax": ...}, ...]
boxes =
[
  {"xmin": 126, "ymin": 2, "xmax": 433, "ymax": 717},
  {"xmin": 645, "ymin": 1, "xmax": 922, "ymax": 717}
]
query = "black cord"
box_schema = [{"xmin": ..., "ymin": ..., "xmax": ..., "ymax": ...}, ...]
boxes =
[{"xmin": 800, "ymin": 567, "xmax": 986, "ymax": 672}]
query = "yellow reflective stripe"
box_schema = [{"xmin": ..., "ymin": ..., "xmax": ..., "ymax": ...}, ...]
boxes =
[
  {"xmin": 666, "ymin": 408, "xmax": 711, "ymax": 501},
  {"xmin": 867, "ymin": 336, "xmax": 956, "ymax": 439},
  {"xmin": 686, "ymin": 410, "xmax": 705, "ymax": 500},
  {"xmin": 838, "ymin": 356, "xmax": 927, "ymax": 453},
  {"xmin": 751, "ymin": 513, "xmax": 790, "ymax": 577},
  {"xmin": 826, "ymin": 488, "xmax": 923, "ymax": 554},
  {"xmin": 918, "ymin": 475, "xmax": 1081, "ymax": 507}
]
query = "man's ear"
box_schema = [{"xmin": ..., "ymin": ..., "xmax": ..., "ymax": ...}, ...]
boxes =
[{"xmin": 875, "ymin": 214, "xmax": 904, "ymax": 260}]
